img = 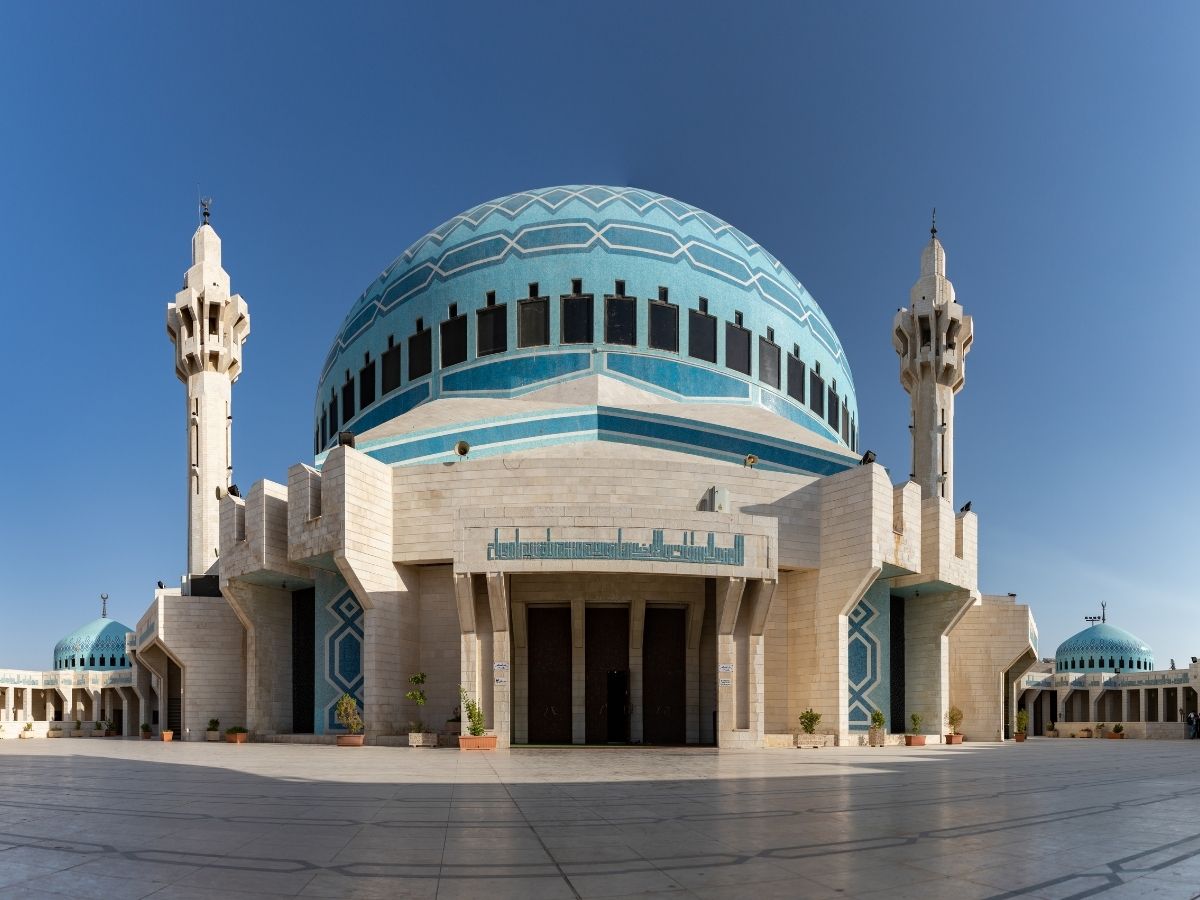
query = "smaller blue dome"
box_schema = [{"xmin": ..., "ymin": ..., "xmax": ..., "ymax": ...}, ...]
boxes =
[
  {"xmin": 1055, "ymin": 623, "xmax": 1153, "ymax": 673},
  {"xmin": 52, "ymin": 617, "xmax": 133, "ymax": 671}
]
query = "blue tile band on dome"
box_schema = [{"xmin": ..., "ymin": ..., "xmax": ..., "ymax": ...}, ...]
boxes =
[{"xmin": 315, "ymin": 186, "xmax": 859, "ymax": 456}]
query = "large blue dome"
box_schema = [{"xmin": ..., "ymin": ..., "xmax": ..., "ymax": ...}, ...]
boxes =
[
  {"xmin": 1055, "ymin": 623, "xmax": 1153, "ymax": 673},
  {"xmin": 53, "ymin": 618, "xmax": 133, "ymax": 670},
  {"xmin": 314, "ymin": 186, "xmax": 859, "ymax": 464}
]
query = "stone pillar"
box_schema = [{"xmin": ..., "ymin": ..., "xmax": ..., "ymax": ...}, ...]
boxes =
[
  {"xmin": 714, "ymin": 577, "xmax": 746, "ymax": 747},
  {"xmin": 454, "ymin": 573, "xmax": 478, "ymax": 739},
  {"xmin": 628, "ymin": 598, "xmax": 646, "ymax": 744},
  {"xmin": 0, "ymin": 687, "xmax": 8, "ymax": 721},
  {"xmin": 747, "ymin": 579, "xmax": 777, "ymax": 746},
  {"xmin": 571, "ymin": 598, "xmax": 585, "ymax": 744},
  {"xmin": 486, "ymin": 573, "xmax": 511, "ymax": 749},
  {"xmin": 22, "ymin": 688, "xmax": 33, "ymax": 722}
]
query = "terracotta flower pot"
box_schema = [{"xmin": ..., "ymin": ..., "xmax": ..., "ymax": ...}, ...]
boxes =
[
  {"xmin": 945, "ymin": 734, "xmax": 963, "ymax": 744},
  {"xmin": 140, "ymin": 731, "xmax": 152, "ymax": 740},
  {"xmin": 1013, "ymin": 732, "xmax": 1027, "ymax": 742},
  {"xmin": 336, "ymin": 734, "xmax": 365, "ymax": 747},
  {"xmin": 458, "ymin": 734, "xmax": 497, "ymax": 750},
  {"xmin": 226, "ymin": 732, "xmax": 248, "ymax": 744},
  {"xmin": 161, "ymin": 731, "xmax": 174, "ymax": 742},
  {"xmin": 904, "ymin": 735, "xmax": 926, "ymax": 747},
  {"xmin": 1107, "ymin": 732, "xmax": 1125, "ymax": 739}
]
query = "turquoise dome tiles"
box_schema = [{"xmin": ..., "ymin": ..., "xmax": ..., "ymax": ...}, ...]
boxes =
[
  {"xmin": 1055, "ymin": 623, "xmax": 1153, "ymax": 673},
  {"xmin": 315, "ymin": 186, "xmax": 860, "ymax": 460},
  {"xmin": 53, "ymin": 618, "xmax": 133, "ymax": 670}
]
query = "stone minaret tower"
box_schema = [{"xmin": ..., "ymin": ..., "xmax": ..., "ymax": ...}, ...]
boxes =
[
  {"xmin": 892, "ymin": 216, "xmax": 973, "ymax": 502},
  {"xmin": 165, "ymin": 202, "xmax": 250, "ymax": 585}
]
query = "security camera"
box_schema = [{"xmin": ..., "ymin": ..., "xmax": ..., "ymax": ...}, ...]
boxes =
[
  {"xmin": 744, "ymin": 454, "xmax": 758, "ymax": 468},
  {"xmin": 454, "ymin": 440, "xmax": 470, "ymax": 457}
]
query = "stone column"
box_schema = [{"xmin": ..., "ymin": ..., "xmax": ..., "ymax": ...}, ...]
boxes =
[
  {"xmin": 628, "ymin": 599, "xmax": 646, "ymax": 744},
  {"xmin": 714, "ymin": 577, "xmax": 746, "ymax": 747},
  {"xmin": 22, "ymin": 688, "xmax": 33, "ymax": 722},
  {"xmin": 486, "ymin": 573, "xmax": 511, "ymax": 749},
  {"xmin": 454, "ymin": 573, "xmax": 478, "ymax": 739},
  {"xmin": 0, "ymin": 687, "xmax": 8, "ymax": 721}
]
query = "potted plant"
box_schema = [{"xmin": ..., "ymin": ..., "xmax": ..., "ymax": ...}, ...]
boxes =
[
  {"xmin": 1108, "ymin": 722, "xmax": 1125, "ymax": 739},
  {"xmin": 48, "ymin": 723, "xmax": 63, "ymax": 738},
  {"xmin": 1014, "ymin": 709, "xmax": 1029, "ymax": 741},
  {"xmin": 1078, "ymin": 727, "xmax": 1093, "ymax": 738},
  {"xmin": 945, "ymin": 706, "xmax": 964, "ymax": 744},
  {"xmin": 206, "ymin": 719, "xmax": 221, "ymax": 742},
  {"xmin": 103, "ymin": 719, "xmax": 115, "ymax": 737},
  {"xmin": 71, "ymin": 719, "xmax": 83, "ymax": 738},
  {"xmin": 868, "ymin": 709, "xmax": 886, "ymax": 747},
  {"xmin": 19, "ymin": 721, "xmax": 34, "ymax": 739},
  {"xmin": 404, "ymin": 673, "xmax": 438, "ymax": 748},
  {"xmin": 335, "ymin": 693, "xmax": 365, "ymax": 746},
  {"xmin": 140, "ymin": 722, "xmax": 152, "ymax": 740},
  {"xmin": 905, "ymin": 713, "xmax": 926, "ymax": 746},
  {"xmin": 458, "ymin": 686, "xmax": 496, "ymax": 750},
  {"xmin": 1045, "ymin": 720, "xmax": 1058, "ymax": 738},
  {"xmin": 161, "ymin": 727, "xmax": 174, "ymax": 742},
  {"xmin": 1096, "ymin": 722, "xmax": 1106, "ymax": 738},
  {"xmin": 225, "ymin": 726, "xmax": 248, "ymax": 744},
  {"xmin": 796, "ymin": 708, "xmax": 832, "ymax": 748},
  {"xmin": 93, "ymin": 720, "xmax": 104, "ymax": 738}
]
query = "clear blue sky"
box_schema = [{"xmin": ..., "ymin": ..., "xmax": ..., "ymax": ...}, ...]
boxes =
[{"xmin": 2, "ymin": 3, "xmax": 1197, "ymax": 669}]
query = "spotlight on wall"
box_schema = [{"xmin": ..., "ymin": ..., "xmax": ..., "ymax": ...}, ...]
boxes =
[
  {"xmin": 959, "ymin": 500, "xmax": 972, "ymax": 513},
  {"xmin": 337, "ymin": 431, "xmax": 356, "ymax": 448},
  {"xmin": 454, "ymin": 440, "xmax": 471, "ymax": 457},
  {"xmin": 743, "ymin": 453, "xmax": 758, "ymax": 468},
  {"xmin": 157, "ymin": 580, "xmax": 165, "ymax": 589},
  {"xmin": 859, "ymin": 450, "xmax": 876, "ymax": 466},
  {"xmin": 228, "ymin": 483, "xmax": 241, "ymax": 498}
]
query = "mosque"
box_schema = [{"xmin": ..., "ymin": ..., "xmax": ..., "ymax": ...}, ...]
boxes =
[{"xmin": 2, "ymin": 185, "xmax": 1193, "ymax": 745}]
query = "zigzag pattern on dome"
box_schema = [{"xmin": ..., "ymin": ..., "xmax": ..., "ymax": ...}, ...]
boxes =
[{"xmin": 321, "ymin": 186, "xmax": 851, "ymax": 387}]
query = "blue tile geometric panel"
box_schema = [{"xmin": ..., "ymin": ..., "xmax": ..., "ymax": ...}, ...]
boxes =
[
  {"xmin": 314, "ymin": 574, "xmax": 364, "ymax": 733},
  {"xmin": 847, "ymin": 582, "xmax": 891, "ymax": 732}
]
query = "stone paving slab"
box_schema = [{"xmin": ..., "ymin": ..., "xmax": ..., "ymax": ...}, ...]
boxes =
[{"xmin": 1, "ymin": 739, "xmax": 1199, "ymax": 898}]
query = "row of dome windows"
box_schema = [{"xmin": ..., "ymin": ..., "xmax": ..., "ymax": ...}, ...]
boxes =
[
  {"xmin": 54, "ymin": 655, "xmax": 127, "ymax": 669},
  {"xmin": 317, "ymin": 280, "xmax": 858, "ymax": 453},
  {"xmin": 1056, "ymin": 657, "xmax": 1154, "ymax": 671}
]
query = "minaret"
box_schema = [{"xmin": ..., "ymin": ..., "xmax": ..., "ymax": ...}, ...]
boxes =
[
  {"xmin": 892, "ymin": 213, "xmax": 973, "ymax": 502},
  {"xmin": 165, "ymin": 201, "xmax": 250, "ymax": 586}
]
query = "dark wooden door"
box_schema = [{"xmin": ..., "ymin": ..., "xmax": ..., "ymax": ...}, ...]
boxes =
[
  {"xmin": 643, "ymin": 608, "xmax": 686, "ymax": 744},
  {"xmin": 586, "ymin": 607, "xmax": 629, "ymax": 743},
  {"xmin": 527, "ymin": 607, "xmax": 573, "ymax": 744}
]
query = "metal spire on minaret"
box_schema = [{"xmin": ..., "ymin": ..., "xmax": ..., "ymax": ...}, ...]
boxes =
[
  {"xmin": 892, "ymin": 214, "xmax": 974, "ymax": 501},
  {"xmin": 165, "ymin": 200, "xmax": 251, "ymax": 589}
]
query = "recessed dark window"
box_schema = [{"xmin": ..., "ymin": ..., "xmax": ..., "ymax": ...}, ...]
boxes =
[
  {"xmin": 486, "ymin": 291, "xmax": 497, "ymax": 307},
  {"xmin": 382, "ymin": 336, "xmax": 402, "ymax": 394},
  {"xmin": 320, "ymin": 414, "xmax": 327, "ymax": 448},
  {"xmin": 841, "ymin": 401, "xmax": 850, "ymax": 443},
  {"xmin": 120, "ymin": 656, "xmax": 125, "ymax": 667},
  {"xmin": 827, "ymin": 387, "xmax": 840, "ymax": 431},
  {"xmin": 758, "ymin": 335, "xmax": 780, "ymax": 389},
  {"xmin": 850, "ymin": 417, "xmax": 857, "ymax": 452},
  {"xmin": 477, "ymin": 302, "xmax": 507, "ymax": 356},
  {"xmin": 314, "ymin": 427, "xmax": 319, "ymax": 455},
  {"xmin": 606, "ymin": 289, "xmax": 636, "ymax": 345},
  {"xmin": 408, "ymin": 325, "xmax": 432, "ymax": 380},
  {"xmin": 519, "ymin": 294, "xmax": 549, "ymax": 348},
  {"xmin": 648, "ymin": 298, "xmax": 678, "ymax": 352},
  {"xmin": 359, "ymin": 358, "xmax": 376, "ymax": 408},
  {"xmin": 614, "ymin": 279, "xmax": 625, "ymax": 296},
  {"xmin": 341, "ymin": 373, "xmax": 356, "ymax": 423},
  {"xmin": 571, "ymin": 278, "xmax": 583, "ymax": 295},
  {"xmin": 698, "ymin": 296, "xmax": 709, "ymax": 314},
  {"xmin": 809, "ymin": 371, "xmax": 825, "ymax": 417},
  {"xmin": 561, "ymin": 290, "xmax": 593, "ymax": 344},
  {"xmin": 786, "ymin": 353, "xmax": 805, "ymax": 403},
  {"xmin": 725, "ymin": 321, "xmax": 751, "ymax": 375},
  {"xmin": 734, "ymin": 311, "xmax": 744, "ymax": 327},
  {"xmin": 328, "ymin": 393, "xmax": 339, "ymax": 434},
  {"xmin": 688, "ymin": 308, "xmax": 717, "ymax": 362},
  {"xmin": 441, "ymin": 311, "xmax": 468, "ymax": 367},
  {"xmin": 448, "ymin": 302, "xmax": 458, "ymax": 318},
  {"xmin": 658, "ymin": 286, "xmax": 668, "ymax": 302}
]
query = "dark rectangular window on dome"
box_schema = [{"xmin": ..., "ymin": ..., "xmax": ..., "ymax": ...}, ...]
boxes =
[
  {"xmin": 688, "ymin": 309, "xmax": 717, "ymax": 362},
  {"xmin": 827, "ymin": 387, "xmax": 840, "ymax": 431},
  {"xmin": 519, "ymin": 296, "xmax": 549, "ymax": 348},
  {"xmin": 809, "ymin": 371, "xmax": 825, "ymax": 417},
  {"xmin": 320, "ymin": 414, "xmax": 327, "ymax": 448},
  {"xmin": 648, "ymin": 299, "xmax": 678, "ymax": 352},
  {"xmin": 341, "ymin": 377, "xmax": 355, "ymax": 423},
  {"xmin": 382, "ymin": 339, "xmax": 402, "ymax": 393},
  {"xmin": 408, "ymin": 327, "xmax": 432, "ymax": 380},
  {"xmin": 561, "ymin": 293, "xmax": 594, "ymax": 344},
  {"xmin": 605, "ymin": 294, "xmax": 637, "ymax": 345},
  {"xmin": 441, "ymin": 313, "xmax": 468, "ymax": 367},
  {"xmin": 758, "ymin": 336, "xmax": 781, "ymax": 389},
  {"xmin": 359, "ymin": 359, "xmax": 376, "ymax": 408},
  {"xmin": 841, "ymin": 400, "xmax": 850, "ymax": 443},
  {"xmin": 786, "ymin": 354, "xmax": 805, "ymax": 403},
  {"xmin": 477, "ymin": 303, "xmax": 507, "ymax": 357},
  {"xmin": 328, "ymin": 394, "xmax": 339, "ymax": 433},
  {"xmin": 725, "ymin": 321, "xmax": 751, "ymax": 375}
]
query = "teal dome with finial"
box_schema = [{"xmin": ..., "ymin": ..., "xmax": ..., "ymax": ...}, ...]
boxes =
[
  {"xmin": 53, "ymin": 616, "xmax": 133, "ymax": 670},
  {"xmin": 1055, "ymin": 622, "xmax": 1153, "ymax": 673}
]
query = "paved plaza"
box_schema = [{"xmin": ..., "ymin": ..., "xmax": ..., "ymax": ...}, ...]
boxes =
[{"xmin": 1, "ymin": 740, "xmax": 1198, "ymax": 899}]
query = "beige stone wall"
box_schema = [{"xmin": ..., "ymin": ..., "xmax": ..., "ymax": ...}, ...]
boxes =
[{"xmin": 949, "ymin": 594, "xmax": 1035, "ymax": 741}]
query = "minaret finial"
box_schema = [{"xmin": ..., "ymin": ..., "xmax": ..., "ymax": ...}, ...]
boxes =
[
  {"xmin": 100, "ymin": 592, "xmax": 109, "ymax": 619},
  {"xmin": 1101, "ymin": 601, "xmax": 1107, "ymax": 623},
  {"xmin": 200, "ymin": 196, "xmax": 212, "ymax": 225},
  {"xmin": 930, "ymin": 207, "xmax": 937, "ymax": 237}
]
